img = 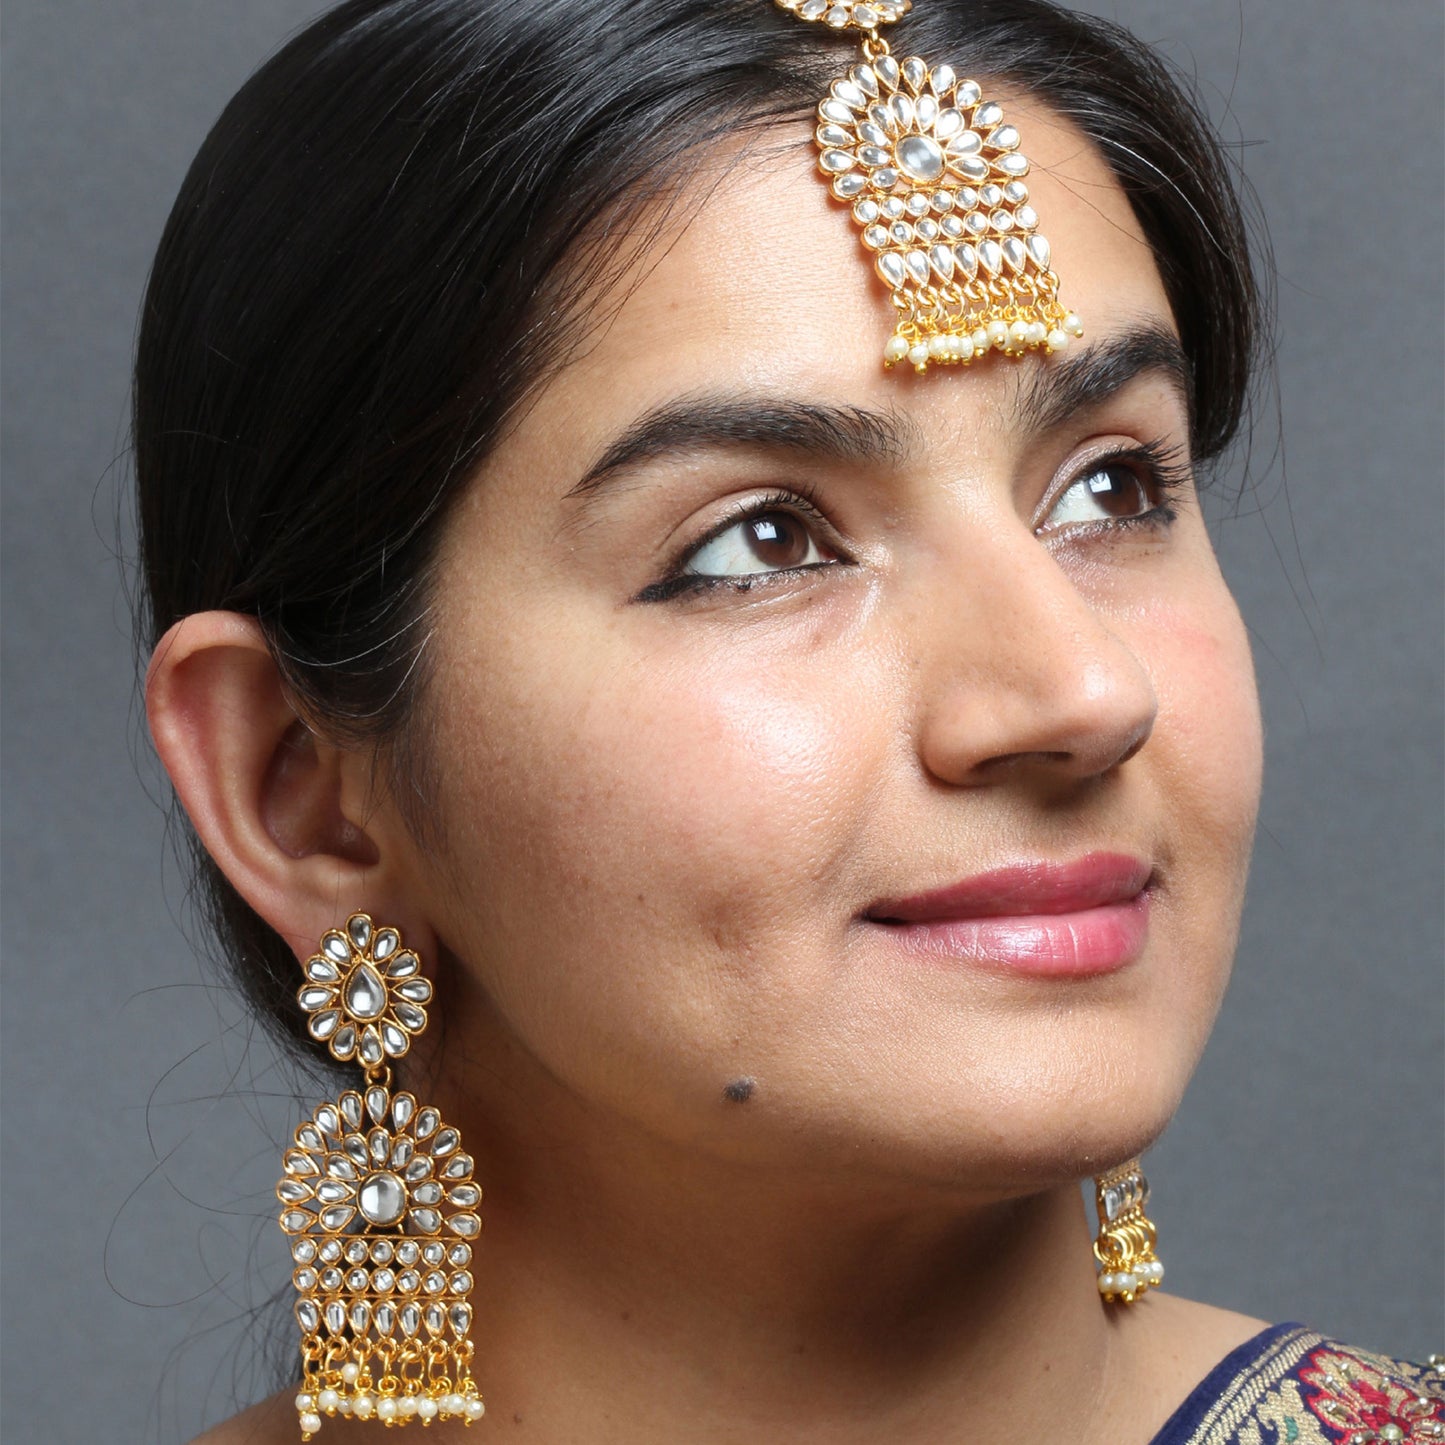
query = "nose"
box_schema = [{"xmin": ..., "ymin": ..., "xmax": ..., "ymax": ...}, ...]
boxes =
[{"xmin": 911, "ymin": 517, "xmax": 1158, "ymax": 788}]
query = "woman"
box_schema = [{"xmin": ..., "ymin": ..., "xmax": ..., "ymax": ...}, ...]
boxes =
[{"xmin": 135, "ymin": 0, "xmax": 1442, "ymax": 1440}]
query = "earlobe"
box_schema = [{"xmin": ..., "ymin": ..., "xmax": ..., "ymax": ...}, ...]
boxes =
[{"xmin": 145, "ymin": 612, "xmax": 404, "ymax": 961}]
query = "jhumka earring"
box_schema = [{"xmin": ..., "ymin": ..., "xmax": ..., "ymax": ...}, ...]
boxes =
[
  {"xmin": 775, "ymin": 0, "xmax": 1083, "ymax": 372},
  {"xmin": 278, "ymin": 914, "xmax": 485, "ymax": 1436},
  {"xmin": 1093, "ymin": 1159, "xmax": 1165, "ymax": 1304}
]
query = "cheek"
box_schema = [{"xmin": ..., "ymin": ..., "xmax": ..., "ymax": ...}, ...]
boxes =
[{"xmin": 430, "ymin": 614, "xmax": 887, "ymax": 1050}]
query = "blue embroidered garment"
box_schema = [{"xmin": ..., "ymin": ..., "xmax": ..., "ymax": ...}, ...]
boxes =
[{"xmin": 1149, "ymin": 1323, "xmax": 1444, "ymax": 1444}]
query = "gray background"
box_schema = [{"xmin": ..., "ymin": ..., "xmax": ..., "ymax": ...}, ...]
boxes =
[{"xmin": 2, "ymin": 2, "xmax": 1441, "ymax": 1441}]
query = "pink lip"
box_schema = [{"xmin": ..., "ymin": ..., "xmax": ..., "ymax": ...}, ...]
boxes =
[{"xmin": 862, "ymin": 851, "xmax": 1154, "ymax": 976}]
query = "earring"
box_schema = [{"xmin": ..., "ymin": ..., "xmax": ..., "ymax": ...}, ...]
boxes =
[
  {"xmin": 1093, "ymin": 1159, "xmax": 1164, "ymax": 1304},
  {"xmin": 278, "ymin": 913, "xmax": 485, "ymax": 1436}
]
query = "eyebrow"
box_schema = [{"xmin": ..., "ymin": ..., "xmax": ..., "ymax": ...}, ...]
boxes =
[{"xmin": 562, "ymin": 320, "xmax": 1190, "ymax": 510}]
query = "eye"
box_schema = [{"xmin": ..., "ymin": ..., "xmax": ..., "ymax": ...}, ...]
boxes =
[
  {"xmin": 1040, "ymin": 445, "xmax": 1190, "ymax": 535},
  {"xmin": 1046, "ymin": 460, "xmax": 1153, "ymax": 527},
  {"xmin": 680, "ymin": 501, "xmax": 839, "ymax": 581}
]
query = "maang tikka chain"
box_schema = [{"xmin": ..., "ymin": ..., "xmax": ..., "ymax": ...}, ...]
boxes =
[
  {"xmin": 775, "ymin": 0, "xmax": 1083, "ymax": 372},
  {"xmin": 279, "ymin": 914, "xmax": 485, "ymax": 1435}
]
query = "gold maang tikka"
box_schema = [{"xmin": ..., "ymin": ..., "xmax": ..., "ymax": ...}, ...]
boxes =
[
  {"xmin": 279, "ymin": 914, "xmax": 485, "ymax": 1435},
  {"xmin": 1093, "ymin": 1159, "xmax": 1165, "ymax": 1305},
  {"xmin": 776, "ymin": 0, "xmax": 1083, "ymax": 372}
]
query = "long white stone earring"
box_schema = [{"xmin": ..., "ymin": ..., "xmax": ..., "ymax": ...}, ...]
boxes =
[{"xmin": 280, "ymin": 913, "xmax": 485, "ymax": 1435}]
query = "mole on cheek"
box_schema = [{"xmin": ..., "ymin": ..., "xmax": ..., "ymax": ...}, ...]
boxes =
[{"xmin": 722, "ymin": 1078, "xmax": 756, "ymax": 1103}]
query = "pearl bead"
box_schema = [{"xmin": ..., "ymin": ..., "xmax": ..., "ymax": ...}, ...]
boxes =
[
  {"xmin": 400, "ymin": 1396, "xmax": 418, "ymax": 1417},
  {"xmin": 418, "ymin": 1398, "xmax": 439, "ymax": 1420},
  {"xmin": 926, "ymin": 334, "xmax": 948, "ymax": 359},
  {"xmin": 337, "ymin": 1400, "xmax": 352, "ymax": 1416},
  {"xmin": 971, "ymin": 327, "xmax": 989, "ymax": 353},
  {"xmin": 883, "ymin": 335, "xmax": 910, "ymax": 364},
  {"xmin": 1064, "ymin": 311, "xmax": 1084, "ymax": 336},
  {"xmin": 1008, "ymin": 319, "xmax": 1029, "ymax": 346},
  {"xmin": 1027, "ymin": 321, "xmax": 1047, "ymax": 346},
  {"xmin": 299, "ymin": 1413, "xmax": 322, "ymax": 1434},
  {"xmin": 986, "ymin": 320, "xmax": 1008, "ymax": 348},
  {"xmin": 339, "ymin": 1362, "xmax": 360, "ymax": 1384},
  {"xmin": 1046, "ymin": 328, "xmax": 1069, "ymax": 353},
  {"xmin": 377, "ymin": 1398, "xmax": 397, "ymax": 1421},
  {"xmin": 295, "ymin": 1394, "xmax": 315, "ymax": 1411},
  {"xmin": 1097, "ymin": 1273, "xmax": 1116, "ymax": 1294},
  {"xmin": 955, "ymin": 336, "xmax": 974, "ymax": 361},
  {"xmin": 1118, "ymin": 1271, "xmax": 1138, "ymax": 1293},
  {"xmin": 908, "ymin": 342, "xmax": 930, "ymax": 370},
  {"xmin": 318, "ymin": 1389, "xmax": 340, "ymax": 1413},
  {"xmin": 466, "ymin": 1399, "xmax": 486, "ymax": 1420},
  {"xmin": 353, "ymin": 1394, "xmax": 374, "ymax": 1419}
]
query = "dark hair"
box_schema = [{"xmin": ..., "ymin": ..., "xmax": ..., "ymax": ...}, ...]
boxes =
[{"xmin": 134, "ymin": 0, "xmax": 1263, "ymax": 1059}]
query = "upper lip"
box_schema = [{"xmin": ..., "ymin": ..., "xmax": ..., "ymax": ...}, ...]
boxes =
[{"xmin": 862, "ymin": 851, "xmax": 1154, "ymax": 922}]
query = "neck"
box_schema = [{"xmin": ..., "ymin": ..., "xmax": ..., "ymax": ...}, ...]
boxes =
[{"xmin": 429, "ymin": 1043, "xmax": 1136, "ymax": 1443}]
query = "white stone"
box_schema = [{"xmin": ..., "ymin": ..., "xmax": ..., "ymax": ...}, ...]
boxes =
[{"xmin": 358, "ymin": 1171, "xmax": 407, "ymax": 1226}]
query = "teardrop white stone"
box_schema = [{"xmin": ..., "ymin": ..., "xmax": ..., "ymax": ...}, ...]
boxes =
[
  {"xmin": 339, "ymin": 1091, "xmax": 363, "ymax": 1130},
  {"xmin": 816, "ymin": 122, "xmax": 852, "ymax": 149},
  {"xmin": 956, "ymin": 80, "xmax": 982, "ymax": 106},
  {"xmin": 446, "ymin": 1213, "xmax": 481, "ymax": 1238},
  {"xmin": 901, "ymin": 57, "xmax": 928, "ymax": 94},
  {"xmin": 903, "ymin": 250, "xmax": 930, "ymax": 285},
  {"xmin": 819, "ymin": 99, "xmax": 854, "ymax": 125},
  {"xmin": 915, "ymin": 94, "xmax": 938, "ymax": 129},
  {"xmin": 974, "ymin": 101, "xmax": 1003, "ymax": 128},
  {"xmin": 296, "ymin": 1299, "xmax": 320, "ymax": 1333},
  {"xmin": 414, "ymin": 1181, "xmax": 444, "ymax": 1206},
  {"xmin": 867, "ymin": 103, "xmax": 897, "ymax": 136},
  {"xmin": 986, "ymin": 124, "xmax": 1019, "ymax": 152},
  {"xmin": 320, "ymin": 1204, "xmax": 356, "ymax": 1232},
  {"xmin": 391, "ymin": 1092, "xmax": 416, "ymax": 1130},
  {"xmin": 928, "ymin": 245, "xmax": 955, "ymax": 281},
  {"xmin": 890, "ymin": 94, "xmax": 914, "ymax": 129},
  {"xmin": 308, "ymin": 1010, "xmax": 340, "ymax": 1041},
  {"xmin": 344, "ymin": 963, "xmax": 388, "ymax": 1021},
  {"xmin": 306, "ymin": 958, "xmax": 340, "ymax": 983},
  {"xmin": 448, "ymin": 1303, "xmax": 473, "ymax": 1338},
  {"xmin": 281, "ymin": 1209, "xmax": 312, "ymax": 1232},
  {"xmin": 830, "ymin": 79, "xmax": 867, "ymax": 111},
  {"xmin": 820, "ymin": 149, "xmax": 856, "ymax": 174},
  {"xmin": 950, "ymin": 155, "xmax": 988, "ymax": 182},
  {"xmin": 400, "ymin": 1304, "xmax": 421, "ymax": 1338},
  {"xmin": 929, "ymin": 64, "xmax": 956, "ymax": 96},
  {"xmin": 322, "ymin": 932, "xmax": 350, "ymax": 963},
  {"xmin": 997, "ymin": 153, "xmax": 1030, "ymax": 176},
  {"xmin": 857, "ymin": 121, "xmax": 890, "ymax": 149},
  {"xmin": 358, "ymin": 1171, "xmax": 407, "ymax": 1226},
  {"xmin": 876, "ymin": 252, "xmax": 907, "ymax": 289},
  {"xmin": 381, "ymin": 1022, "xmax": 409, "ymax": 1057},
  {"xmin": 945, "ymin": 130, "xmax": 981, "ymax": 156},
  {"xmin": 978, "ymin": 239, "xmax": 1003, "ymax": 275},
  {"xmin": 1027, "ymin": 234, "xmax": 1051, "ymax": 270},
  {"xmin": 359, "ymin": 1028, "xmax": 384, "ymax": 1066},
  {"xmin": 410, "ymin": 1207, "xmax": 442, "ymax": 1233},
  {"xmin": 347, "ymin": 915, "xmax": 372, "ymax": 951},
  {"xmin": 933, "ymin": 109, "xmax": 963, "ymax": 142},
  {"xmin": 372, "ymin": 929, "xmax": 398, "ymax": 961},
  {"xmin": 298, "ymin": 986, "xmax": 334, "ymax": 1012},
  {"xmin": 449, "ymin": 1184, "xmax": 482, "ymax": 1208},
  {"xmin": 424, "ymin": 1303, "xmax": 447, "ymax": 1337},
  {"xmin": 953, "ymin": 244, "xmax": 978, "ymax": 279},
  {"xmin": 858, "ymin": 144, "xmax": 892, "ymax": 169},
  {"xmin": 324, "ymin": 1300, "xmax": 347, "ymax": 1335},
  {"xmin": 832, "ymin": 173, "xmax": 866, "ymax": 198},
  {"xmin": 850, "ymin": 64, "xmax": 879, "ymax": 97},
  {"xmin": 343, "ymin": 1134, "xmax": 368, "ymax": 1166},
  {"xmin": 326, "ymin": 1154, "xmax": 356, "ymax": 1180},
  {"xmin": 375, "ymin": 1302, "xmax": 396, "ymax": 1336},
  {"xmin": 874, "ymin": 55, "xmax": 900, "ymax": 91}
]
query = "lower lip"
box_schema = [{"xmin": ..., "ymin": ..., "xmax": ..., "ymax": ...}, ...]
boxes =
[{"xmin": 865, "ymin": 890, "xmax": 1151, "ymax": 976}]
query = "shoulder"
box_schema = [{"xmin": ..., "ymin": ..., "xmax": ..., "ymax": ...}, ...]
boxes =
[
  {"xmin": 189, "ymin": 1389, "xmax": 302, "ymax": 1445},
  {"xmin": 1137, "ymin": 1299, "xmax": 1444, "ymax": 1445}
]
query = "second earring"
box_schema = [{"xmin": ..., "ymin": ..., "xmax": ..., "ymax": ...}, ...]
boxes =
[{"xmin": 279, "ymin": 913, "xmax": 485, "ymax": 1436}]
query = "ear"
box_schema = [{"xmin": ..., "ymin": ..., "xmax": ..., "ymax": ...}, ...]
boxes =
[{"xmin": 145, "ymin": 612, "xmax": 432, "ymax": 965}]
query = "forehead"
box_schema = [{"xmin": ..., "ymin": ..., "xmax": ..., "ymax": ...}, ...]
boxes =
[{"xmin": 503, "ymin": 91, "xmax": 1172, "ymax": 469}]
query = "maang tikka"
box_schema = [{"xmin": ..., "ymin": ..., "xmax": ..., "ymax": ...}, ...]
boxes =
[
  {"xmin": 776, "ymin": 0, "xmax": 1083, "ymax": 372},
  {"xmin": 279, "ymin": 914, "xmax": 485, "ymax": 1435}
]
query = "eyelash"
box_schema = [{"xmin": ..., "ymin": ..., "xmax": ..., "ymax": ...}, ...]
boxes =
[{"xmin": 636, "ymin": 439, "xmax": 1191, "ymax": 604}]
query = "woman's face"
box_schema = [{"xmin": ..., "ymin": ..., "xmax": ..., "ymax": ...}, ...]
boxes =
[{"xmin": 403, "ymin": 96, "xmax": 1262, "ymax": 1191}]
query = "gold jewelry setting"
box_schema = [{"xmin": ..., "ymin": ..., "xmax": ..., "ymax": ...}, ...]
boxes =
[
  {"xmin": 777, "ymin": 0, "xmax": 1082, "ymax": 371},
  {"xmin": 1093, "ymin": 1160, "xmax": 1165, "ymax": 1304},
  {"xmin": 279, "ymin": 915, "xmax": 484, "ymax": 1435}
]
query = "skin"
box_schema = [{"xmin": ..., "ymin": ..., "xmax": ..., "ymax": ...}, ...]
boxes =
[{"xmin": 152, "ymin": 92, "xmax": 1265, "ymax": 1444}]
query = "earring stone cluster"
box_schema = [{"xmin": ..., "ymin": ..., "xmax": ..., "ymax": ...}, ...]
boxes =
[
  {"xmin": 278, "ymin": 914, "xmax": 485, "ymax": 1435},
  {"xmin": 1093, "ymin": 1159, "xmax": 1165, "ymax": 1303}
]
